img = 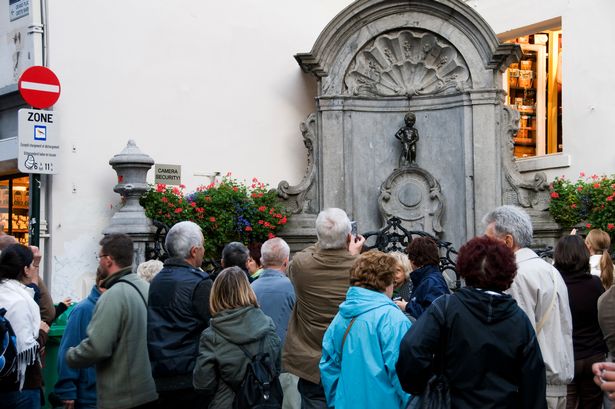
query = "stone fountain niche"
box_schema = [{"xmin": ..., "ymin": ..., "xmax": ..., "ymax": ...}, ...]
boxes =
[{"xmin": 278, "ymin": 0, "xmax": 544, "ymax": 250}]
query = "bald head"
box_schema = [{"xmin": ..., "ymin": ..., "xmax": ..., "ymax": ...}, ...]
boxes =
[{"xmin": 0, "ymin": 235, "xmax": 17, "ymax": 251}]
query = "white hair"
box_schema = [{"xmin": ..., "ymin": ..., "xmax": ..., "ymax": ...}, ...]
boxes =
[
  {"xmin": 389, "ymin": 251, "xmax": 412, "ymax": 280},
  {"xmin": 260, "ymin": 238, "xmax": 290, "ymax": 268},
  {"xmin": 137, "ymin": 259, "xmax": 164, "ymax": 283},
  {"xmin": 482, "ymin": 205, "xmax": 533, "ymax": 248},
  {"xmin": 165, "ymin": 221, "xmax": 204, "ymax": 259},
  {"xmin": 315, "ymin": 208, "xmax": 352, "ymax": 250}
]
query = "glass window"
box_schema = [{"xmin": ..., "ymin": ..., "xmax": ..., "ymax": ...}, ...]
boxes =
[
  {"xmin": 503, "ymin": 29, "xmax": 562, "ymax": 158},
  {"xmin": 0, "ymin": 174, "xmax": 30, "ymax": 245}
]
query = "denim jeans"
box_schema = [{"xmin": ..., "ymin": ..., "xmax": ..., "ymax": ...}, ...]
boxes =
[{"xmin": 0, "ymin": 388, "xmax": 41, "ymax": 409}]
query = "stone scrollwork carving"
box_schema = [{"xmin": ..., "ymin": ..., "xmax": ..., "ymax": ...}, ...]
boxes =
[
  {"xmin": 276, "ymin": 113, "xmax": 317, "ymax": 214},
  {"xmin": 378, "ymin": 166, "xmax": 445, "ymax": 237},
  {"xmin": 345, "ymin": 30, "xmax": 471, "ymax": 97},
  {"xmin": 501, "ymin": 105, "xmax": 550, "ymax": 209}
]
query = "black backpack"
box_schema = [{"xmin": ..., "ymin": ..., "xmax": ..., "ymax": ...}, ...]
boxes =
[
  {"xmin": 232, "ymin": 337, "xmax": 283, "ymax": 409},
  {"xmin": 0, "ymin": 308, "xmax": 17, "ymax": 378}
]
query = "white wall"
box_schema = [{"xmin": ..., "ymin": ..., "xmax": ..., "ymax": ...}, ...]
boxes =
[
  {"xmin": 43, "ymin": 0, "xmax": 615, "ymax": 299},
  {"xmin": 46, "ymin": 0, "xmax": 353, "ymax": 299}
]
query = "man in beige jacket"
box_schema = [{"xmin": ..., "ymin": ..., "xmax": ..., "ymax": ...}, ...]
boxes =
[
  {"xmin": 283, "ymin": 208, "xmax": 365, "ymax": 409},
  {"xmin": 484, "ymin": 205, "xmax": 574, "ymax": 409}
]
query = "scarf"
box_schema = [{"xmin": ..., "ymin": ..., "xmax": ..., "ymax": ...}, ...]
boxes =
[{"xmin": 0, "ymin": 279, "xmax": 41, "ymax": 390}]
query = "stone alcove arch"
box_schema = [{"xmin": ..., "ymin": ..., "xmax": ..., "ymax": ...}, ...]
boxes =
[{"xmin": 278, "ymin": 0, "xmax": 523, "ymax": 250}]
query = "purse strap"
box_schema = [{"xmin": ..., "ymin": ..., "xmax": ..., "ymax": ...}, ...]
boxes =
[{"xmin": 341, "ymin": 317, "xmax": 357, "ymax": 357}]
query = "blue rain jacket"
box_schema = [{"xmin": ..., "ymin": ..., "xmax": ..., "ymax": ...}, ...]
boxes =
[
  {"xmin": 320, "ymin": 286, "xmax": 412, "ymax": 409},
  {"xmin": 55, "ymin": 286, "xmax": 101, "ymax": 408}
]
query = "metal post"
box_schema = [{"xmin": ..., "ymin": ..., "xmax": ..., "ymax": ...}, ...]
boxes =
[{"xmin": 29, "ymin": 173, "xmax": 41, "ymax": 246}]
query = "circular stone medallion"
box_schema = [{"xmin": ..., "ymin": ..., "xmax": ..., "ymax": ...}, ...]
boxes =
[{"xmin": 398, "ymin": 183, "xmax": 423, "ymax": 208}]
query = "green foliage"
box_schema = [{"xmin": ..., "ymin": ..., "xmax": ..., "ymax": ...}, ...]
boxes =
[
  {"xmin": 549, "ymin": 173, "xmax": 615, "ymax": 237},
  {"xmin": 139, "ymin": 175, "xmax": 288, "ymax": 258}
]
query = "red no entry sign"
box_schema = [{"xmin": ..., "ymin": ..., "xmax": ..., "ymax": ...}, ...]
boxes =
[{"xmin": 18, "ymin": 66, "xmax": 61, "ymax": 109}]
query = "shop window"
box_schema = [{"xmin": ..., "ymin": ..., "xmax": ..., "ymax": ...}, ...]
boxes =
[
  {"xmin": 503, "ymin": 28, "xmax": 562, "ymax": 158},
  {"xmin": 0, "ymin": 175, "xmax": 30, "ymax": 245}
]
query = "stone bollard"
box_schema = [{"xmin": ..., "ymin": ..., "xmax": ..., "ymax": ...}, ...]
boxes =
[{"xmin": 103, "ymin": 140, "xmax": 156, "ymax": 268}]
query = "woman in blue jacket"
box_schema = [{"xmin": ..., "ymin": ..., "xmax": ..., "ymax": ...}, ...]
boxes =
[
  {"xmin": 394, "ymin": 237, "xmax": 449, "ymax": 319},
  {"xmin": 320, "ymin": 251, "xmax": 411, "ymax": 409}
]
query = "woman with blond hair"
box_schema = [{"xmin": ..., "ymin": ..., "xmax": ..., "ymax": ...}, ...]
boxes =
[
  {"xmin": 389, "ymin": 251, "xmax": 413, "ymax": 302},
  {"xmin": 192, "ymin": 266, "xmax": 281, "ymax": 408},
  {"xmin": 586, "ymin": 229, "xmax": 614, "ymax": 289},
  {"xmin": 320, "ymin": 251, "xmax": 412, "ymax": 409}
]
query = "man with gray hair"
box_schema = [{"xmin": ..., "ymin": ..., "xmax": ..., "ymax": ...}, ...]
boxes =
[
  {"xmin": 220, "ymin": 241, "xmax": 250, "ymax": 279},
  {"xmin": 484, "ymin": 205, "xmax": 573, "ymax": 409},
  {"xmin": 147, "ymin": 221, "xmax": 212, "ymax": 408},
  {"xmin": 283, "ymin": 208, "xmax": 365, "ymax": 409},
  {"xmin": 251, "ymin": 237, "xmax": 299, "ymax": 408}
]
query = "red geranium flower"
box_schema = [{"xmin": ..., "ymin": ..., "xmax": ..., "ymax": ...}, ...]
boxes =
[
  {"xmin": 268, "ymin": 233, "xmax": 276, "ymax": 239},
  {"xmin": 550, "ymin": 192, "xmax": 559, "ymax": 199},
  {"xmin": 209, "ymin": 217, "xmax": 216, "ymax": 222},
  {"xmin": 608, "ymin": 223, "xmax": 615, "ymax": 230},
  {"xmin": 586, "ymin": 223, "xmax": 592, "ymax": 229},
  {"xmin": 245, "ymin": 226, "xmax": 253, "ymax": 232},
  {"xmin": 174, "ymin": 208, "xmax": 183, "ymax": 213}
]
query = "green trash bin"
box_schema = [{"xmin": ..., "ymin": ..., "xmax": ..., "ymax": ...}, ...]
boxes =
[{"xmin": 43, "ymin": 304, "xmax": 75, "ymax": 409}]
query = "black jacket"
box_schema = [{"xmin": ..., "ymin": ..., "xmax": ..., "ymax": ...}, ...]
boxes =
[
  {"xmin": 405, "ymin": 264, "xmax": 449, "ymax": 319},
  {"xmin": 147, "ymin": 258, "xmax": 213, "ymax": 390},
  {"xmin": 396, "ymin": 287, "xmax": 546, "ymax": 409}
]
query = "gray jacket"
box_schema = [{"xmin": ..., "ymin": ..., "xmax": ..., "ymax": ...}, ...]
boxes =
[
  {"xmin": 507, "ymin": 248, "xmax": 574, "ymax": 397},
  {"xmin": 193, "ymin": 306, "xmax": 281, "ymax": 409},
  {"xmin": 66, "ymin": 268, "xmax": 158, "ymax": 409}
]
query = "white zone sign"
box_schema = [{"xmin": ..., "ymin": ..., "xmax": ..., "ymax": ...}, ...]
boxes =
[
  {"xmin": 18, "ymin": 109, "xmax": 60, "ymax": 174},
  {"xmin": 154, "ymin": 164, "xmax": 182, "ymax": 185}
]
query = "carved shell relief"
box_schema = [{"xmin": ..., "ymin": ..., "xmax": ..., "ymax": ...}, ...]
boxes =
[{"xmin": 344, "ymin": 30, "xmax": 471, "ymax": 97}]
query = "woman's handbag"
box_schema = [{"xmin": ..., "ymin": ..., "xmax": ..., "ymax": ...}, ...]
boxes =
[
  {"xmin": 406, "ymin": 296, "xmax": 451, "ymax": 409},
  {"xmin": 406, "ymin": 374, "xmax": 450, "ymax": 409}
]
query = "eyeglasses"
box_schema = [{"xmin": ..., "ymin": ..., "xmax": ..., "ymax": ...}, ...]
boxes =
[{"xmin": 96, "ymin": 254, "xmax": 110, "ymax": 261}]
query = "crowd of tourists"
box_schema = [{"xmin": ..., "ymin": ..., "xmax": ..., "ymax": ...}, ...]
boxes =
[{"xmin": 1, "ymin": 205, "xmax": 615, "ymax": 409}]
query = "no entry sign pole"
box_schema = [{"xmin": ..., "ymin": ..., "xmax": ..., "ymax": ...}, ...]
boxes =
[{"xmin": 18, "ymin": 65, "xmax": 61, "ymax": 246}]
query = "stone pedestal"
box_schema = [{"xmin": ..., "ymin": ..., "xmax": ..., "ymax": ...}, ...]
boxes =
[{"xmin": 103, "ymin": 140, "xmax": 156, "ymax": 267}]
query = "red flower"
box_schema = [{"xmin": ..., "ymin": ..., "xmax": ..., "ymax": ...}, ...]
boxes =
[
  {"xmin": 580, "ymin": 172, "xmax": 585, "ymax": 177},
  {"xmin": 174, "ymin": 208, "xmax": 183, "ymax": 213},
  {"xmin": 232, "ymin": 187, "xmax": 238, "ymax": 192},
  {"xmin": 593, "ymin": 183, "xmax": 601, "ymax": 189},
  {"xmin": 190, "ymin": 201, "xmax": 197, "ymax": 207},
  {"xmin": 268, "ymin": 233, "xmax": 276, "ymax": 239},
  {"xmin": 196, "ymin": 207, "xmax": 204, "ymax": 213},
  {"xmin": 550, "ymin": 192, "xmax": 560, "ymax": 199},
  {"xmin": 608, "ymin": 196, "xmax": 614, "ymax": 202},
  {"xmin": 577, "ymin": 186, "xmax": 583, "ymax": 192},
  {"xmin": 172, "ymin": 187, "xmax": 181, "ymax": 195},
  {"xmin": 245, "ymin": 226, "xmax": 253, "ymax": 232},
  {"xmin": 258, "ymin": 220, "xmax": 264, "ymax": 225},
  {"xmin": 156, "ymin": 183, "xmax": 166, "ymax": 192},
  {"xmin": 179, "ymin": 184, "xmax": 186, "ymax": 189},
  {"xmin": 571, "ymin": 203, "xmax": 577, "ymax": 209},
  {"xmin": 586, "ymin": 223, "xmax": 592, "ymax": 229},
  {"xmin": 165, "ymin": 213, "xmax": 171, "ymax": 219},
  {"xmin": 209, "ymin": 217, "xmax": 216, "ymax": 222},
  {"xmin": 251, "ymin": 184, "xmax": 256, "ymax": 188},
  {"xmin": 161, "ymin": 197, "xmax": 168, "ymax": 203},
  {"xmin": 264, "ymin": 222, "xmax": 271, "ymax": 228},
  {"xmin": 592, "ymin": 174, "xmax": 599, "ymax": 180},
  {"xmin": 252, "ymin": 178, "xmax": 258, "ymax": 183},
  {"xmin": 258, "ymin": 206, "xmax": 267, "ymax": 212},
  {"xmin": 608, "ymin": 223, "xmax": 615, "ymax": 230},
  {"xmin": 205, "ymin": 196, "xmax": 212, "ymax": 202}
]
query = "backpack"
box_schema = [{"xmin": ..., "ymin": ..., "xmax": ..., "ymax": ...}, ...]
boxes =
[
  {"xmin": 232, "ymin": 337, "xmax": 283, "ymax": 409},
  {"xmin": 0, "ymin": 308, "xmax": 17, "ymax": 378}
]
